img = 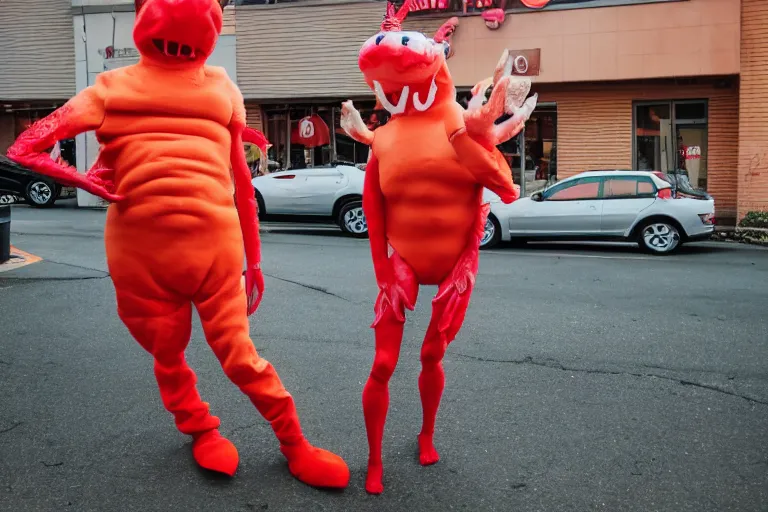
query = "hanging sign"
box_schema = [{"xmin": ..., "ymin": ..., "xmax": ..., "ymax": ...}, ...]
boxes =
[{"xmin": 291, "ymin": 115, "xmax": 330, "ymax": 148}]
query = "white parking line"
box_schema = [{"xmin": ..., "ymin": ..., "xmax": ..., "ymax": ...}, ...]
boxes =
[{"xmin": 482, "ymin": 250, "xmax": 658, "ymax": 261}]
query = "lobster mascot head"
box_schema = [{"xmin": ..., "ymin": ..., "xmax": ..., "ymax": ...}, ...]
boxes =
[{"xmin": 133, "ymin": 0, "xmax": 230, "ymax": 66}]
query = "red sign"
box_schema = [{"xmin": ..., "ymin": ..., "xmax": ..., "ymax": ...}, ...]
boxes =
[{"xmin": 291, "ymin": 115, "xmax": 330, "ymax": 148}]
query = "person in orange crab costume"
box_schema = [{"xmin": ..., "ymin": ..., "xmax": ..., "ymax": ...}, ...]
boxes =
[
  {"xmin": 340, "ymin": 0, "xmax": 538, "ymax": 495},
  {"xmin": 6, "ymin": 0, "xmax": 349, "ymax": 489}
]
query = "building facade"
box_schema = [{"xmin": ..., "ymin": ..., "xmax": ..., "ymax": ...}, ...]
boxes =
[
  {"xmin": 0, "ymin": 0, "xmax": 237, "ymax": 206},
  {"xmin": 235, "ymin": 0, "xmax": 767, "ymax": 225},
  {"xmin": 1, "ymin": 0, "xmax": 766, "ymax": 221}
]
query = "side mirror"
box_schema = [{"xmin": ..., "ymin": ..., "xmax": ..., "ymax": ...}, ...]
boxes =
[{"xmin": 532, "ymin": 192, "xmax": 543, "ymax": 202}]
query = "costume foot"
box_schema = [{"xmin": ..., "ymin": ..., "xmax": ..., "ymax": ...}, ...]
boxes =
[
  {"xmin": 418, "ymin": 433, "xmax": 440, "ymax": 466},
  {"xmin": 192, "ymin": 429, "xmax": 239, "ymax": 476},
  {"xmin": 280, "ymin": 440, "xmax": 350, "ymax": 489},
  {"xmin": 365, "ymin": 461, "xmax": 384, "ymax": 495}
]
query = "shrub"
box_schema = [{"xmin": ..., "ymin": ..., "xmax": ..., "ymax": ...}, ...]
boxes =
[{"xmin": 738, "ymin": 211, "xmax": 768, "ymax": 229}]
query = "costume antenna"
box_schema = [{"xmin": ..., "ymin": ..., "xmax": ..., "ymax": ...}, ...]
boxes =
[{"xmin": 380, "ymin": 0, "xmax": 412, "ymax": 32}]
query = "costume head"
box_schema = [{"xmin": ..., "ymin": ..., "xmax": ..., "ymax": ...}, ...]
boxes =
[
  {"xmin": 133, "ymin": 0, "xmax": 230, "ymax": 66},
  {"xmin": 358, "ymin": 0, "xmax": 457, "ymax": 115}
]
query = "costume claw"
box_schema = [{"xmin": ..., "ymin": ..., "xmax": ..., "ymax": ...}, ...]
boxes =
[
  {"xmin": 340, "ymin": 100, "xmax": 374, "ymax": 145},
  {"xmin": 418, "ymin": 433, "xmax": 440, "ymax": 466},
  {"xmin": 192, "ymin": 429, "xmax": 239, "ymax": 476},
  {"xmin": 280, "ymin": 440, "xmax": 350, "ymax": 489}
]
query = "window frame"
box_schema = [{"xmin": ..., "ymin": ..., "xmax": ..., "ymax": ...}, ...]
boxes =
[
  {"xmin": 631, "ymin": 98, "xmax": 709, "ymax": 172},
  {"xmin": 542, "ymin": 176, "xmax": 603, "ymax": 201},
  {"xmin": 600, "ymin": 175, "xmax": 658, "ymax": 200}
]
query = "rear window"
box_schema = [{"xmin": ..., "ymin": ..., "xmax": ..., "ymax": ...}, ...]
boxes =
[{"xmin": 603, "ymin": 177, "xmax": 656, "ymax": 198}]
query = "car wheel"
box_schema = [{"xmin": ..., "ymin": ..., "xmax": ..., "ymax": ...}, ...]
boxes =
[
  {"xmin": 25, "ymin": 180, "xmax": 57, "ymax": 208},
  {"xmin": 638, "ymin": 220, "xmax": 682, "ymax": 255},
  {"xmin": 338, "ymin": 200, "xmax": 368, "ymax": 238},
  {"xmin": 254, "ymin": 189, "xmax": 266, "ymax": 220},
  {"xmin": 480, "ymin": 214, "xmax": 501, "ymax": 249}
]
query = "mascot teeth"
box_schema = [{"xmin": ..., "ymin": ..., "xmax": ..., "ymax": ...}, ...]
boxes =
[
  {"xmin": 374, "ymin": 80, "xmax": 409, "ymax": 115},
  {"xmin": 413, "ymin": 75, "xmax": 438, "ymax": 112}
]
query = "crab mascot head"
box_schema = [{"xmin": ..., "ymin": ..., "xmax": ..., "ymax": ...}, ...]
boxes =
[{"xmin": 358, "ymin": 0, "xmax": 459, "ymax": 117}]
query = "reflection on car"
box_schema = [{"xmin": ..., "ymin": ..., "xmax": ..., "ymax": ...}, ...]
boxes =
[
  {"xmin": 251, "ymin": 162, "xmax": 367, "ymax": 237},
  {"xmin": 481, "ymin": 170, "xmax": 716, "ymax": 254}
]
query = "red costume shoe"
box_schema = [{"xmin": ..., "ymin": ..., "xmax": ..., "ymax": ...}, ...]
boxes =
[
  {"xmin": 7, "ymin": 0, "xmax": 348, "ymax": 490},
  {"xmin": 341, "ymin": 0, "xmax": 537, "ymax": 494}
]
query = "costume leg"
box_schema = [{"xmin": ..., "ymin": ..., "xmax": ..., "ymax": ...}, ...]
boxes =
[
  {"xmin": 115, "ymin": 290, "xmax": 233, "ymax": 474},
  {"xmin": 363, "ymin": 251, "xmax": 419, "ymax": 494},
  {"xmin": 193, "ymin": 254, "xmax": 349, "ymax": 489},
  {"xmin": 418, "ymin": 205, "xmax": 487, "ymax": 465}
]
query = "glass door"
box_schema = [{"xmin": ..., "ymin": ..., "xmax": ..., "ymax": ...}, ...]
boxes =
[{"xmin": 676, "ymin": 125, "xmax": 708, "ymax": 190}]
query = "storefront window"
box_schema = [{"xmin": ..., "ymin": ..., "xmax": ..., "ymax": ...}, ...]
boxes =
[
  {"xmin": 333, "ymin": 101, "xmax": 385, "ymax": 166},
  {"xmin": 634, "ymin": 100, "xmax": 708, "ymax": 190},
  {"xmin": 493, "ymin": 104, "xmax": 557, "ymax": 195}
]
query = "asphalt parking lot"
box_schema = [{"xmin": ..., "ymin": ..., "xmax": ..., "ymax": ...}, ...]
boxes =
[{"xmin": 1, "ymin": 202, "xmax": 766, "ymax": 512}]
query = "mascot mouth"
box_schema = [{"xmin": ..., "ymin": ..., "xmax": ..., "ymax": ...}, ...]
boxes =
[
  {"xmin": 152, "ymin": 39, "xmax": 200, "ymax": 60},
  {"xmin": 373, "ymin": 74, "xmax": 439, "ymax": 115}
]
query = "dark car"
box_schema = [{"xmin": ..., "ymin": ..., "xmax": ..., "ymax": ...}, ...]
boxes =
[{"xmin": 0, "ymin": 155, "xmax": 70, "ymax": 207}]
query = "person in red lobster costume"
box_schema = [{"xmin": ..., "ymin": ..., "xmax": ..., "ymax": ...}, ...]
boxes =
[
  {"xmin": 6, "ymin": 0, "xmax": 349, "ymax": 489},
  {"xmin": 340, "ymin": 0, "xmax": 537, "ymax": 494}
]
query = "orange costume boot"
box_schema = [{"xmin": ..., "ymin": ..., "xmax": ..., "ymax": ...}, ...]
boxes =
[
  {"xmin": 340, "ymin": 0, "xmax": 537, "ymax": 494},
  {"xmin": 6, "ymin": 0, "xmax": 348, "ymax": 489}
]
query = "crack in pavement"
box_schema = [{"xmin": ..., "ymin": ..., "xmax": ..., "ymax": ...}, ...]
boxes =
[
  {"xmin": 0, "ymin": 422, "xmax": 23, "ymax": 434},
  {"xmin": 45, "ymin": 260, "xmax": 109, "ymax": 274},
  {"xmin": 223, "ymin": 422, "xmax": 261, "ymax": 437},
  {"xmin": 0, "ymin": 259, "xmax": 109, "ymax": 282},
  {"xmin": 263, "ymin": 272, "xmax": 350, "ymax": 302},
  {"xmin": 451, "ymin": 352, "xmax": 768, "ymax": 406}
]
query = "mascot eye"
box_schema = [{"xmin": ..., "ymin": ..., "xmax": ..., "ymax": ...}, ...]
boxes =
[
  {"xmin": 444, "ymin": 44, "xmax": 450, "ymax": 58},
  {"xmin": 376, "ymin": 34, "xmax": 385, "ymax": 45}
]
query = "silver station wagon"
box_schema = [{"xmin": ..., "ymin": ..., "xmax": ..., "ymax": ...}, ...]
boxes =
[{"xmin": 481, "ymin": 170, "xmax": 716, "ymax": 254}]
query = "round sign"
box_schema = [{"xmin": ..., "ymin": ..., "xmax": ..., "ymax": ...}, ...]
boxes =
[
  {"xmin": 299, "ymin": 119, "xmax": 315, "ymax": 139},
  {"xmin": 514, "ymin": 55, "xmax": 529, "ymax": 74}
]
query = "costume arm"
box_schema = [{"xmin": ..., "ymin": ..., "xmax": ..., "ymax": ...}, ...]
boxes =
[
  {"xmin": 450, "ymin": 130, "xmax": 519, "ymax": 203},
  {"xmin": 364, "ymin": 152, "xmax": 414, "ymax": 323},
  {"xmin": 229, "ymin": 91, "xmax": 265, "ymax": 315},
  {"xmin": 451, "ymin": 72, "xmax": 538, "ymax": 203},
  {"xmin": 363, "ymin": 153, "xmax": 389, "ymax": 285},
  {"xmin": 6, "ymin": 80, "xmax": 120, "ymax": 202}
]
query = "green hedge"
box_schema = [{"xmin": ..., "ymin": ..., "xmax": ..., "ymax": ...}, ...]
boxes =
[{"xmin": 738, "ymin": 211, "xmax": 768, "ymax": 229}]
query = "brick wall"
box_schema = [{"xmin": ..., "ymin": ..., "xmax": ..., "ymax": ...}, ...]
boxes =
[
  {"xmin": 537, "ymin": 80, "xmax": 739, "ymax": 220},
  {"xmin": 737, "ymin": 0, "xmax": 768, "ymax": 219}
]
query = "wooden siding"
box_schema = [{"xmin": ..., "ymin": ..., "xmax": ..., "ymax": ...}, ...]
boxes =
[
  {"xmin": 222, "ymin": 5, "xmax": 236, "ymax": 36},
  {"xmin": 737, "ymin": 0, "xmax": 768, "ymax": 218},
  {"xmin": 0, "ymin": 0, "xmax": 75, "ymax": 100},
  {"xmin": 246, "ymin": 104, "xmax": 264, "ymax": 132},
  {"xmin": 538, "ymin": 81, "xmax": 739, "ymax": 218},
  {"xmin": 235, "ymin": 1, "xmax": 444, "ymax": 100}
]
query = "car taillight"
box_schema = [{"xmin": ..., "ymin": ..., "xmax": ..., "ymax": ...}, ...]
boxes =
[
  {"xmin": 657, "ymin": 188, "xmax": 672, "ymax": 199},
  {"xmin": 698, "ymin": 213, "xmax": 715, "ymax": 225}
]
